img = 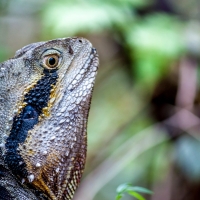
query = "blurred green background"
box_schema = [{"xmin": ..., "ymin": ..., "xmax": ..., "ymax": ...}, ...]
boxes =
[{"xmin": 1, "ymin": 0, "xmax": 200, "ymax": 199}]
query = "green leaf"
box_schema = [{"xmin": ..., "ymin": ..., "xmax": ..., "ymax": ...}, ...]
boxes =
[
  {"xmin": 42, "ymin": 1, "xmax": 133, "ymax": 37},
  {"xmin": 127, "ymin": 191, "xmax": 145, "ymax": 200},
  {"xmin": 125, "ymin": 13, "xmax": 186, "ymax": 91},
  {"xmin": 116, "ymin": 183, "xmax": 153, "ymax": 200},
  {"xmin": 116, "ymin": 183, "xmax": 131, "ymax": 193},
  {"xmin": 128, "ymin": 186, "xmax": 153, "ymax": 194},
  {"xmin": 115, "ymin": 194, "xmax": 123, "ymax": 200}
]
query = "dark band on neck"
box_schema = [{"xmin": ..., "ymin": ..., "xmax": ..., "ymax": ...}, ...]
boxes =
[{"xmin": 5, "ymin": 72, "xmax": 58, "ymax": 178}]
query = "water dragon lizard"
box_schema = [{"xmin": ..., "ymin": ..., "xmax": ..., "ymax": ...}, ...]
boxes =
[{"xmin": 0, "ymin": 37, "xmax": 99, "ymax": 200}]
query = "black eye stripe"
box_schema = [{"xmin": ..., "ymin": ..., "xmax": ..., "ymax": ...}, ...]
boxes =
[
  {"xmin": 5, "ymin": 72, "xmax": 58, "ymax": 178},
  {"xmin": 0, "ymin": 185, "xmax": 14, "ymax": 199},
  {"xmin": 22, "ymin": 106, "xmax": 38, "ymax": 120},
  {"xmin": 24, "ymin": 72, "xmax": 58, "ymax": 111}
]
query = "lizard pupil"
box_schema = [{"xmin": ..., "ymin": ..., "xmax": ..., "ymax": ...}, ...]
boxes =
[{"xmin": 48, "ymin": 57, "xmax": 56, "ymax": 66}]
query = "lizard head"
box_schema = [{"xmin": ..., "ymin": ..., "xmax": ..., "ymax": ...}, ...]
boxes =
[{"xmin": 0, "ymin": 37, "xmax": 99, "ymax": 199}]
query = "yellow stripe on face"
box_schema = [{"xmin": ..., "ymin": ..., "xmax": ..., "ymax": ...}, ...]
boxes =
[
  {"xmin": 41, "ymin": 82, "xmax": 60, "ymax": 118},
  {"xmin": 17, "ymin": 76, "xmax": 43, "ymax": 115}
]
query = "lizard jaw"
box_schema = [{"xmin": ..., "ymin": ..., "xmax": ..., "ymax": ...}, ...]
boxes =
[
  {"xmin": 20, "ymin": 43, "xmax": 99, "ymax": 199},
  {"xmin": 2, "ymin": 37, "xmax": 99, "ymax": 200}
]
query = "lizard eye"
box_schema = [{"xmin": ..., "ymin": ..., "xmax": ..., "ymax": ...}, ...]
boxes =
[{"xmin": 43, "ymin": 54, "xmax": 59, "ymax": 69}]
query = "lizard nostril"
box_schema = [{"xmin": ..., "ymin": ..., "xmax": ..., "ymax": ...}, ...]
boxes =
[{"xmin": 78, "ymin": 39, "xmax": 82, "ymax": 43}]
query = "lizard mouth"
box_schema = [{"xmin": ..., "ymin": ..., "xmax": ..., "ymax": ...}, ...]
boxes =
[{"xmin": 67, "ymin": 47, "xmax": 99, "ymax": 93}]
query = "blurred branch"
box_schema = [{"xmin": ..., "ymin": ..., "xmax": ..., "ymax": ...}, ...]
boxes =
[
  {"xmin": 165, "ymin": 108, "xmax": 200, "ymax": 132},
  {"xmin": 74, "ymin": 124, "xmax": 169, "ymax": 200},
  {"xmin": 165, "ymin": 56, "xmax": 199, "ymax": 136},
  {"xmin": 87, "ymin": 102, "xmax": 150, "ymax": 167},
  {"xmin": 176, "ymin": 56, "xmax": 197, "ymax": 109},
  {"xmin": 75, "ymin": 101, "xmax": 200, "ymax": 200}
]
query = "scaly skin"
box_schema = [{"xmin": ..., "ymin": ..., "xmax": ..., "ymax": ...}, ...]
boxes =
[{"xmin": 0, "ymin": 37, "xmax": 99, "ymax": 200}]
